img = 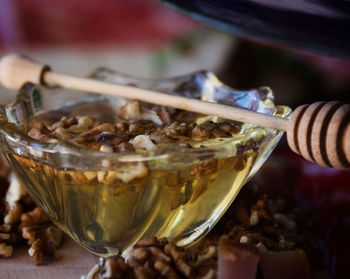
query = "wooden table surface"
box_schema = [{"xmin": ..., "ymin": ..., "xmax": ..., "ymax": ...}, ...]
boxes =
[{"xmin": 0, "ymin": 239, "xmax": 98, "ymax": 279}]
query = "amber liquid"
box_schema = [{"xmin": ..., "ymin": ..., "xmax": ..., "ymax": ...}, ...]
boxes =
[{"xmin": 8, "ymin": 150, "xmax": 257, "ymax": 256}]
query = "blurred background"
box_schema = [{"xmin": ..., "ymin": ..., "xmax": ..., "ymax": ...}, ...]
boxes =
[{"xmin": 0, "ymin": 0, "xmax": 349, "ymax": 278}]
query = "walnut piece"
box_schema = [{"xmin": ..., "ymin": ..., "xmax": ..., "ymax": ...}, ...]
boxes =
[
  {"xmin": 24, "ymin": 224, "xmax": 63, "ymax": 265},
  {"xmin": 0, "ymin": 164, "xmax": 64, "ymax": 264},
  {"xmin": 68, "ymin": 116, "xmax": 95, "ymax": 133},
  {"xmin": 28, "ymin": 238, "xmax": 56, "ymax": 265},
  {"xmin": 20, "ymin": 207, "xmax": 49, "ymax": 228},
  {"xmin": 129, "ymin": 135, "xmax": 157, "ymax": 151},
  {"xmin": 17, "ymin": 207, "xmax": 63, "ymax": 265},
  {"xmin": 0, "ymin": 242, "xmax": 13, "ymax": 258},
  {"xmin": 94, "ymin": 237, "xmax": 196, "ymax": 279},
  {"xmin": 4, "ymin": 175, "xmax": 26, "ymax": 225},
  {"xmin": 99, "ymin": 256, "xmax": 134, "ymax": 279},
  {"xmin": 114, "ymin": 157, "xmax": 149, "ymax": 183}
]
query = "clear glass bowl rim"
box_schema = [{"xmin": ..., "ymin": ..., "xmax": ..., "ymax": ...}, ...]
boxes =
[{"xmin": 0, "ymin": 78, "xmax": 291, "ymax": 167}]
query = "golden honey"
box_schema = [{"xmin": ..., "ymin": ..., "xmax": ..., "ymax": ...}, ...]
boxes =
[{"xmin": 8, "ymin": 148, "xmax": 257, "ymax": 257}]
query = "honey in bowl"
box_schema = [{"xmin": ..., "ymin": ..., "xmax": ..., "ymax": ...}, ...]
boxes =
[{"xmin": 0, "ymin": 70, "xmax": 290, "ymax": 256}]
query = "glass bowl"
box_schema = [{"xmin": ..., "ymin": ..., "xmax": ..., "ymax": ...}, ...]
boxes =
[{"xmin": 0, "ymin": 69, "xmax": 291, "ymax": 256}]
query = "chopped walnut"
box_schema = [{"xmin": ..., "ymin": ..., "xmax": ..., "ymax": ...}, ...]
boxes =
[
  {"xmin": 96, "ymin": 237, "xmax": 194, "ymax": 279},
  {"xmin": 273, "ymin": 213, "xmax": 297, "ymax": 231},
  {"xmin": 0, "ymin": 233, "xmax": 10, "ymax": 241},
  {"xmin": 249, "ymin": 211, "xmax": 259, "ymax": 226},
  {"xmin": 24, "ymin": 225, "xmax": 63, "ymax": 265},
  {"xmin": 80, "ymin": 123, "xmax": 117, "ymax": 138},
  {"xmin": 0, "ymin": 168, "xmax": 62, "ymax": 265},
  {"xmin": 116, "ymin": 142, "xmax": 134, "ymax": 152},
  {"xmin": 68, "ymin": 116, "xmax": 95, "ymax": 133},
  {"xmin": 118, "ymin": 100, "xmax": 163, "ymax": 125},
  {"xmin": 127, "ymin": 247, "xmax": 149, "ymax": 268},
  {"xmin": 19, "ymin": 207, "xmax": 63, "ymax": 265},
  {"xmin": 28, "ymin": 238, "xmax": 56, "ymax": 265},
  {"xmin": 27, "ymin": 100, "xmax": 242, "ymax": 156},
  {"xmin": 134, "ymin": 266, "xmax": 157, "ymax": 279},
  {"xmin": 153, "ymin": 260, "xmax": 180, "ymax": 278},
  {"xmin": 100, "ymin": 145, "xmax": 114, "ymax": 153},
  {"xmin": 22, "ymin": 226, "xmax": 39, "ymax": 245},
  {"xmin": 4, "ymin": 175, "xmax": 25, "ymax": 225},
  {"xmin": 114, "ymin": 157, "xmax": 149, "ymax": 183},
  {"xmin": 193, "ymin": 246, "xmax": 216, "ymax": 268},
  {"xmin": 0, "ymin": 242, "xmax": 13, "ymax": 258},
  {"xmin": 28, "ymin": 125, "xmax": 54, "ymax": 142},
  {"xmin": 249, "ymin": 195, "xmax": 274, "ymax": 226},
  {"xmin": 51, "ymin": 116, "xmax": 78, "ymax": 130},
  {"xmin": 99, "ymin": 256, "xmax": 134, "ymax": 279},
  {"xmin": 53, "ymin": 127, "xmax": 69, "ymax": 140},
  {"xmin": 191, "ymin": 124, "xmax": 211, "ymax": 140},
  {"xmin": 240, "ymin": 235, "xmax": 249, "ymax": 244},
  {"xmin": 164, "ymin": 243, "xmax": 192, "ymax": 278},
  {"xmin": 141, "ymin": 109, "xmax": 163, "ymax": 126},
  {"xmin": 129, "ymin": 135, "xmax": 157, "ymax": 151},
  {"xmin": 134, "ymin": 237, "xmax": 168, "ymax": 248},
  {"xmin": 4, "ymin": 201, "xmax": 22, "ymax": 225},
  {"xmin": 158, "ymin": 107, "xmax": 172, "ymax": 124},
  {"xmin": 115, "ymin": 120, "xmax": 129, "ymax": 133},
  {"xmin": 118, "ymin": 100, "xmax": 142, "ymax": 121},
  {"xmin": 163, "ymin": 121, "xmax": 188, "ymax": 139},
  {"xmin": 20, "ymin": 207, "xmax": 49, "ymax": 228}
]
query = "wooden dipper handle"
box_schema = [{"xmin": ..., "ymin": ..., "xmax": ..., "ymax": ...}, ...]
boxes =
[
  {"xmin": 287, "ymin": 102, "xmax": 350, "ymax": 168},
  {"xmin": 0, "ymin": 54, "xmax": 349, "ymax": 169}
]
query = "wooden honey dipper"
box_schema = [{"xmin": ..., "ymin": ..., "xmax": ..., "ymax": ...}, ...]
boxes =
[{"xmin": 0, "ymin": 54, "xmax": 349, "ymax": 169}]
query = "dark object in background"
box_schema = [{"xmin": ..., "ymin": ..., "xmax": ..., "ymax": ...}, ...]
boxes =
[
  {"xmin": 218, "ymin": 41, "xmax": 350, "ymax": 107},
  {"xmin": 161, "ymin": 0, "xmax": 350, "ymax": 58}
]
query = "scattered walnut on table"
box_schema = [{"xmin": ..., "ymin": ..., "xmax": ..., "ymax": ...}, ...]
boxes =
[
  {"xmin": 28, "ymin": 238, "xmax": 56, "ymax": 265},
  {"xmin": 0, "ymin": 174, "xmax": 64, "ymax": 264},
  {"xmin": 20, "ymin": 207, "xmax": 49, "ymax": 229},
  {"xmin": 95, "ymin": 237, "xmax": 195, "ymax": 279},
  {"xmin": 0, "ymin": 242, "xmax": 13, "ymax": 258},
  {"xmin": 99, "ymin": 256, "xmax": 134, "ymax": 279},
  {"xmin": 249, "ymin": 195, "xmax": 274, "ymax": 226},
  {"xmin": 164, "ymin": 243, "xmax": 192, "ymax": 278},
  {"xmin": 20, "ymin": 207, "xmax": 63, "ymax": 265}
]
